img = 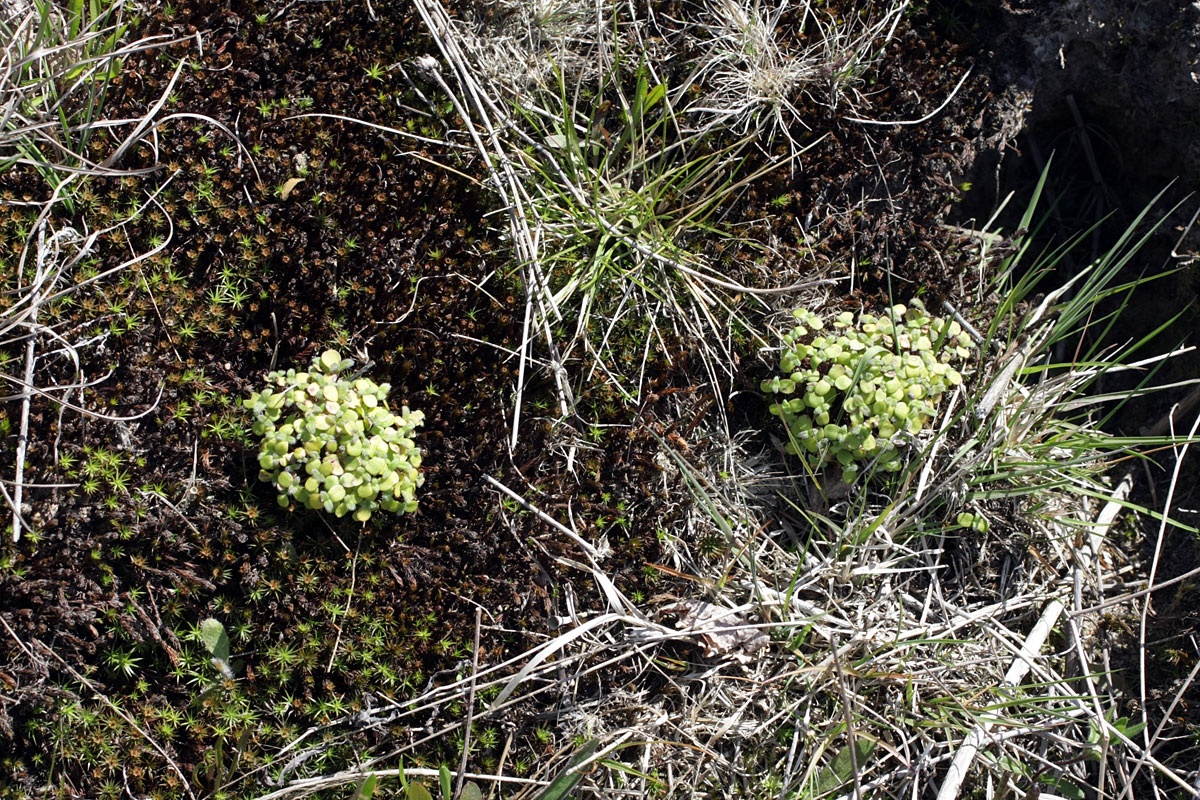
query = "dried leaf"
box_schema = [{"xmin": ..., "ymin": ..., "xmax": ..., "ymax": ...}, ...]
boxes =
[
  {"xmin": 660, "ymin": 599, "xmax": 769, "ymax": 661},
  {"xmin": 279, "ymin": 177, "xmax": 304, "ymax": 200}
]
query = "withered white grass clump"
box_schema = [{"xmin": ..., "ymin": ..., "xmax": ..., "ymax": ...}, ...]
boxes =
[
  {"xmin": 681, "ymin": 0, "xmax": 911, "ymax": 153},
  {"xmin": 453, "ymin": 0, "xmax": 610, "ymax": 93}
]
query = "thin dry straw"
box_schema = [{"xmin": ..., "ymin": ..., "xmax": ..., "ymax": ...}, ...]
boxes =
[
  {"xmin": 936, "ymin": 409, "xmax": 1200, "ymax": 800},
  {"xmin": 6, "ymin": 179, "xmax": 172, "ymax": 540},
  {"xmin": 1122, "ymin": 406, "xmax": 1200, "ymax": 800},
  {"xmin": 405, "ymin": 5, "xmax": 573, "ymax": 445},
  {"xmin": 935, "ymin": 588, "xmax": 1070, "ymax": 799}
]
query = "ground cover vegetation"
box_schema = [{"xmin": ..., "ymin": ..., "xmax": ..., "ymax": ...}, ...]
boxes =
[
  {"xmin": 246, "ymin": 349, "xmax": 426, "ymax": 520},
  {"xmin": 1, "ymin": 0, "xmax": 1199, "ymax": 798},
  {"xmin": 763, "ymin": 299, "xmax": 974, "ymax": 482}
]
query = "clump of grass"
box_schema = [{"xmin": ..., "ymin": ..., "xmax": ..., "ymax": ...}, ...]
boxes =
[
  {"xmin": 508, "ymin": 55, "xmax": 781, "ymax": 398},
  {"xmin": 681, "ymin": 0, "xmax": 910, "ymax": 152},
  {"xmin": 414, "ymin": 0, "xmax": 841, "ymax": 457},
  {"xmin": 1, "ymin": 0, "xmax": 134, "ymax": 186},
  {"xmin": 464, "ymin": 0, "xmax": 605, "ymax": 91}
]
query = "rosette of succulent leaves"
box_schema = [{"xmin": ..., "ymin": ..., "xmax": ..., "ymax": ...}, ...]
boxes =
[
  {"xmin": 763, "ymin": 299, "xmax": 974, "ymax": 483},
  {"xmin": 245, "ymin": 350, "xmax": 425, "ymax": 521}
]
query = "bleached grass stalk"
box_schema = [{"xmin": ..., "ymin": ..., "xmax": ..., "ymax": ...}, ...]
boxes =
[
  {"xmin": 842, "ymin": 66, "xmax": 972, "ymax": 127},
  {"xmin": 454, "ymin": 607, "xmax": 483, "ymax": 800},
  {"xmin": 1065, "ymin": 472, "xmax": 1130, "ymax": 795},
  {"xmin": 935, "ymin": 546, "xmax": 1078, "ymax": 799},
  {"xmin": 1124, "ymin": 406, "xmax": 1200, "ymax": 800},
  {"xmin": 253, "ymin": 768, "xmax": 544, "ymax": 800},
  {"xmin": 482, "ymin": 473, "xmax": 601, "ymax": 560},
  {"xmin": 10, "ymin": 216, "xmax": 79, "ymax": 542}
]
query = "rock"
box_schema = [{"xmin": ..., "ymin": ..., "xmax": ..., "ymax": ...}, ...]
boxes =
[{"xmin": 999, "ymin": 0, "xmax": 1200, "ymax": 186}]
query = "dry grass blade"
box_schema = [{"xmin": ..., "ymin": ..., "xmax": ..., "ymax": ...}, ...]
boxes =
[
  {"xmin": 1, "ymin": 0, "xmax": 184, "ymax": 541},
  {"xmin": 1123, "ymin": 406, "xmax": 1200, "ymax": 799}
]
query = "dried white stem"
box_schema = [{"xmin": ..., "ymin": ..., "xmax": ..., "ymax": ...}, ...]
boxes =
[{"xmin": 935, "ymin": 594, "xmax": 1067, "ymax": 800}]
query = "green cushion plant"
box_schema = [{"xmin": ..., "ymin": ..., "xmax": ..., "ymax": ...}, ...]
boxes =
[
  {"xmin": 763, "ymin": 299, "xmax": 974, "ymax": 483},
  {"xmin": 244, "ymin": 349, "xmax": 425, "ymax": 521}
]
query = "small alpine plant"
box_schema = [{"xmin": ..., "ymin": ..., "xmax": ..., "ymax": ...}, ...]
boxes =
[
  {"xmin": 245, "ymin": 349, "xmax": 425, "ymax": 521},
  {"xmin": 763, "ymin": 299, "xmax": 973, "ymax": 483}
]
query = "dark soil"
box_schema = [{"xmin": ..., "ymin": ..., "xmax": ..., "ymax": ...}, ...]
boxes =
[{"xmin": 1, "ymin": 0, "xmax": 1197, "ymax": 797}]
